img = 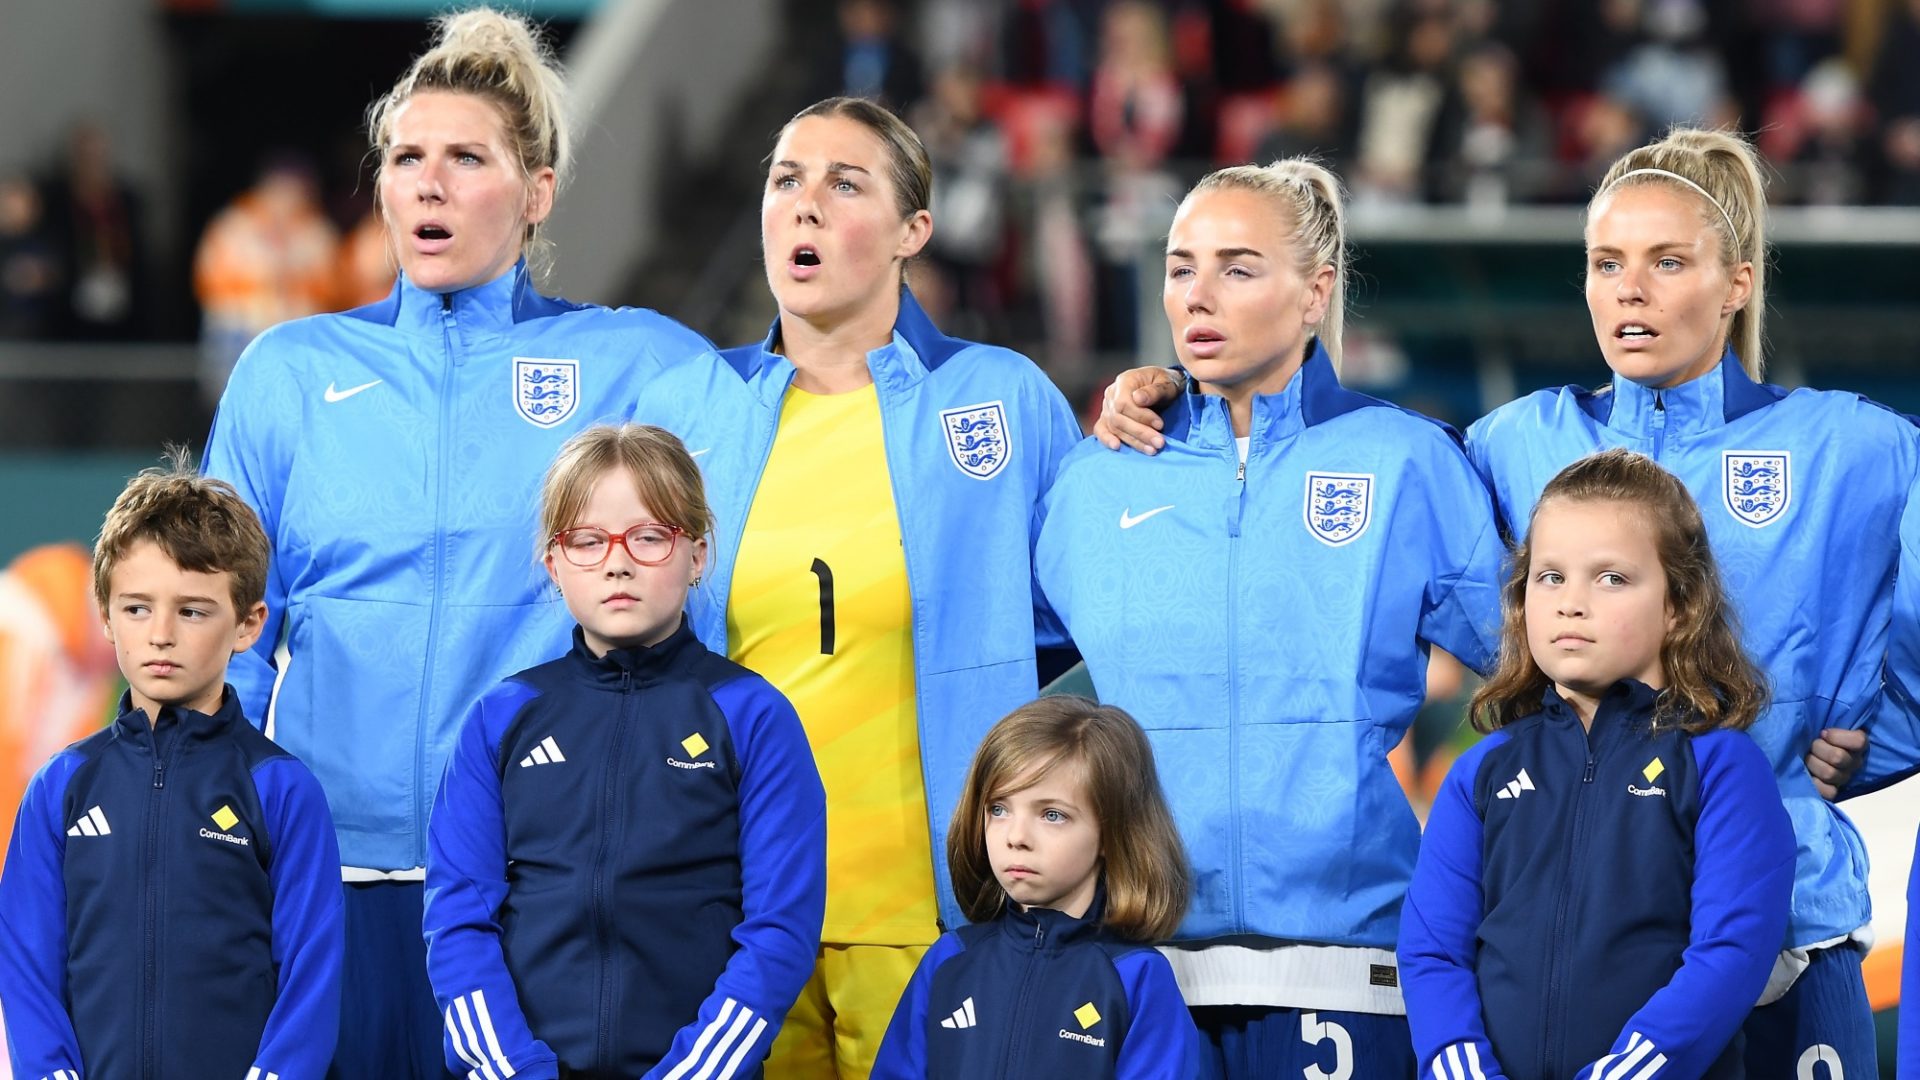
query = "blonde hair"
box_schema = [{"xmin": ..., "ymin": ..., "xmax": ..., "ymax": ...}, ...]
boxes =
[
  {"xmin": 537, "ymin": 425, "xmax": 713, "ymax": 559},
  {"xmin": 1182, "ymin": 157, "xmax": 1348, "ymax": 372},
  {"xmin": 368, "ymin": 7, "xmax": 570, "ymax": 276},
  {"xmin": 1470, "ymin": 449, "xmax": 1766, "ymax": 735},
  {"xmin": 93, "ymin": 446, "xmax": 269, "ymax": 616},
  {"xmin": 948, "ymin": 697, "xmax": 1190, "ymax": 941},
  {"xmin": 1589, "ymin": 129, "xmax": 1769, "ymax": 379}
]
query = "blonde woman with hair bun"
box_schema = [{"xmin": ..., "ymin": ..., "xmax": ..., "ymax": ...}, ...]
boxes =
[
  {"xmin": 201, "ymin": 10, "xmax": 720, "ymax": 1075},
  {"xmin": 1030, "ymin": 158, "xmax": 1505, "ymax": 1078}
]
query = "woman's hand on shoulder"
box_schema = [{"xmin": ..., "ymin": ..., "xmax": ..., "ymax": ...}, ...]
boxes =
[
  {"xmin": 1092, "ymin": 366, "xmax": 1184, "ymax": 454},
  {"xmin": 1805, "ymin": 727, "xmax": 1867, "ymax": 800}
]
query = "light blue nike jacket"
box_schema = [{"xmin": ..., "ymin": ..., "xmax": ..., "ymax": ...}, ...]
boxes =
[
  {"xmin": 1032, "ymin": 343, "xmax": 1504, "ymax": 948},
  {"xmin": 632, "ymin": 289, "xmax": 1082, "ymax": 930},
  {"xmin": 203, "ymin": 263, "xmax": 716, "ymax": 871}
]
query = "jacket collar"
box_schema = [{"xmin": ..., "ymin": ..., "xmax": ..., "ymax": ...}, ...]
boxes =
[
  {"xmin": 734, "ymin": 287, "xmax": 959, "ymax": 407},
  {"xmin": 996, "ymin": 881, "xmax": 1112, "ymax": 951},
  {"xmin": 1538, "ymin": 678, "xmax": 1663, "ymax": 742},
  {"xmin": 1599, "ymin": 347, "xmax": 1780, "ymax": 435},
  {"xmin": 348, "ymin": 260, "xmax": 576, "ymax": 338},
  {"xmin": 562, "ymin": 615, "xmax": 702, "ymax": 686},
  {"xmin": 114, "ymin": 686, "xmax": 246, "ymax": 741},
  {"xmin": 1165, "ymin": 339, "xmax": 1370, "ymax": 450}
]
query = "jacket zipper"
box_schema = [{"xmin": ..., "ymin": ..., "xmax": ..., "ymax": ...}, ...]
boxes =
[
  {"xmin": 1227, "ymin": 447, "xmax": 1247, "ymax": 929},
  {"xmin": 414, "ymin": 294, "xmax": 460, "ymax": 866},
  {"xmin": 1651, "ymin": 393, "xmax": 1667, "ymax": 461},
  {"xmin": 998, "ymin": 920, "xmax": 1046, "ymax": 1076},
  {"xmin": 595, "ymin": 669, "xmax": 635, "ymax": 1068},
  {"xmin": 142, "ymin": 723, "xmax": 178, "ymax": 1079},
  {"xmin": 1539, "ymin": 716, "xmax": 1599, "ymax": 1078}
]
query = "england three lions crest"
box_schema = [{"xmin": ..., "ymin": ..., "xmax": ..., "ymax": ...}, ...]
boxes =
[
  {"xmin": 940, "ymin": 401, "xmax": 1011, "ymax": 480},
  {"xmin": 1723, "ymin": 451, "xmax": 1790, "ymax": 527},
  {"xmin": 1304, "ymin": 471, "xmax": 1375, "ymax": 546},
  {"xmin": 514, "ymin": 358, "xmax": 578, "ymax": 428}
]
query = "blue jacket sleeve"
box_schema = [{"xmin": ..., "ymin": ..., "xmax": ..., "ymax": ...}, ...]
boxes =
[
  {"xmin": 1113, "ymin": 949, "xmax": 1205, "ymax": 1080},
  {"xmin": 870, "ymin": 932, "xmax": 964, "ymax": 1080},
  {"xmin": 423, "ymin": 684, "xmax": 560, "ymax": 1080},
  {"xmin": 1846, "ymin": 460, "xmax": 1920, "ymax": 795},
  {"xmin": 1400, "ymin": 736, "xmax": 1513, "ymax": 1080},
  {"xmin": 250, "ymin": 756, "xmax": 346, "ymax": 1080},
  {"xmin": 1029, "ymin": 370, "xmax": 1086, "ymax": 653},
  {"xmin": 643, "ymin": 675, "xmax": 826, "ymax": 1080},
  {"xmin": 1416, "ymin": 441, "xmax": 1504, "ymax": 677},
  {"xmin": 1570, "ymin": 731, "xmax": 1795, "ymax": 1080},
  {"xmin": 202, "ymin": 336, "xmax": 294, "ymax": 725},
  {"xmin": 0, "ymin": 753, "xmax": 85, "ymax": 1080}
]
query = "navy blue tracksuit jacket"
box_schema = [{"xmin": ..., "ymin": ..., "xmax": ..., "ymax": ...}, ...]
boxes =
[
  {"xmin": 872, "ymin": 893, "xmax": 1203, "ymax": 1079},
  {"xmin": 0, "ymin": 689, "xmax": 344, "ymax": 1080},
  {"xmin": 1400, "ymin": 681, "xmax": 1794, "ymax": 1079},
  {"xmin": 423, "ymin": 620, "xmax": 825, "ymax": 1080}
]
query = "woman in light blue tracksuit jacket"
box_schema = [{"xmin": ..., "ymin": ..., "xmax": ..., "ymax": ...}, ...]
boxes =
[
  {"xmin": 201, "ymin": 11, "xmax": 720, "ymax": 1076},
  {"xmin": 1033, "ymin": 159, "xmax": 1503, "ymax": 1080},
  {"xmin": 1466, "ymin": 129, "xmax": 1920, "ymax": 1079}
]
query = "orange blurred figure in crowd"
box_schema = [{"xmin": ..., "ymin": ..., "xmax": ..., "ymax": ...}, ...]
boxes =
[{"xmin": 0, "ymin": 543, "xmax": 120, "ymax": 863}]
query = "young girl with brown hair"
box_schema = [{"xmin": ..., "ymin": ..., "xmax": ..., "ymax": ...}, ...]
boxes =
[
  {"xmin": 1400, "ymin": 448, "xmax": 1794, "ymax": 1079},
  {"xmin": 872, "ymin": 696, "xmax": 1201, "ymax": 1079}
]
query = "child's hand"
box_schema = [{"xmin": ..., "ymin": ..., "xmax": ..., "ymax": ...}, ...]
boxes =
[
  {"xmin": 1093, "ymin": 368, "xmax": 1182, "ymax": 453},
  {"xmin": 1804, "ymin": 727, "xmax": 1867, "ymax": 799}
]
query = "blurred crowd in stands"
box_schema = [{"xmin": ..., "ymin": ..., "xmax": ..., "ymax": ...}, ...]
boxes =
[
  {"xmin": 5, "ymin": 0, "xmax": 1920, "ymax": 390},
  {"xmin": 864, "ymin": 0, "xmax": 1920, "ymax": 368}
]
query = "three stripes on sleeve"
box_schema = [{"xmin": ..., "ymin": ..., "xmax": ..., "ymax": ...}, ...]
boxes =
[{"xmin": 441, "ymin": 989, "xmax": 769, "ymax": 1080}]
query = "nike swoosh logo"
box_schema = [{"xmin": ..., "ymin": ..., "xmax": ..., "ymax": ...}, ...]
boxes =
[
  {"xmin": 324, "ymin": 379, "xmax": 383, "ymax": 403},
  {"xmin": 689, "ymin": 448, "xmax": 711, "ymax": 458},
  {"xmin": 1119, "ymin": 505, "xmax": 1175, "ymax": 529}
]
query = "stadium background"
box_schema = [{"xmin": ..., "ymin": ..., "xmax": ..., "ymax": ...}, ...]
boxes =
[{"xmin": 0, "ymin": 0, "xmax": 1915, "ymax": 1072}]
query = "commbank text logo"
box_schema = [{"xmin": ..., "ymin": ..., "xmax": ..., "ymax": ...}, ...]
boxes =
[
  {"xmin": 1628, "ymin": 756, "xmax": 1668, "ymax": 798},
  {"xmin": 941, "ymin": 997, "xmax": 977, "ymax": 1029},
  {"xmin": 519, "ymin": 736, "xmax": 566, "ymax": 768},
  {"xmin": 67, "ymin": 806, "xmax": 111, "ymax": 837},
  {"xmin": 1494, "ymin": 769, "xmax": 1535, "ymax": 800},
  {"xmin": 1060, "ymin": 1001, "xmax": 1107, "ymax": 1047},
  {"xmin": 670, "ymin": 732, "xmax": 716, "ymax": 770},
  {"xmin": 202, "ymin": 803, "xmax": 250, "ymax": 847}
]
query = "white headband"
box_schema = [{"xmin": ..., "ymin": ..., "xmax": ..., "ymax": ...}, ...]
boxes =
[{"xmin": 1600, "ymin": 167, "xmax": 1739, "ymax": 241}]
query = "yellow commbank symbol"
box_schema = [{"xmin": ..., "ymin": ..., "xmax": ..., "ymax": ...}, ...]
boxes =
[
  {"xmin": 1643, "ymin": 758, "xmax": 1666, "ymax": 784},
  {"xmin": 1074, "ymin": 1002, "xmax": 1101, "ymax": 1029},
  {"xmin": 211, "ymin": 805, "xmax": 239, "ymax": 831},
  {"xmin": 682, "ymin": 733, "xmax": 710, "ymax": 758}
]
